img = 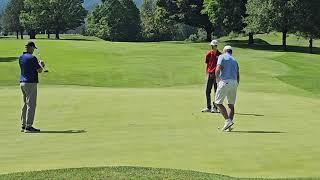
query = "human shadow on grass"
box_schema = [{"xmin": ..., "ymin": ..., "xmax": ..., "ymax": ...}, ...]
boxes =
[
  {"xmin": 0, "ymin": 57, "xmax": 18, "ymax": 62},
  {"xmin": 235, "ymin": 113, "xmax": 264, "ymax": 117},
  {"xmin": 225, "ymin": 39, "xmax": 320, "ymax": 54},
  {"xmin": 230, "ymin": 130, "xmax": 285, "ymax": 134},
  {"xmin": 37, "ymin": 130, "xmax": 86, "ymax": 134}
]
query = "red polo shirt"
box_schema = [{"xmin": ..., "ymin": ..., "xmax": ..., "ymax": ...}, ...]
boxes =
[{"xmin": 205, "ymin": 50, "xmax": 221, "ymax": 73}]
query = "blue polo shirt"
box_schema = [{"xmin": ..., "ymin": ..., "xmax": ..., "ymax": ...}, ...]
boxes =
[
  {"xmin": 217, "ymin": 53, "xmax": 239, "ymax": 81},
  {"xmin": 19, "ymin": 52, "xmax": 41, "ymax": 83}
]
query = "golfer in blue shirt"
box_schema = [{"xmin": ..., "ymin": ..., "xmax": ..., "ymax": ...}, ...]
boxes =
[
  {"xmin": 215, "ymin": 45, "xmax": 240, "ymax": 131},
  {"xmin": 19, "ymin": 41, "xmax": 45, "ymax": 133}
]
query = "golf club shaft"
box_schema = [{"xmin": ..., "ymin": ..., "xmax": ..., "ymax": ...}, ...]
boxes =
[{"xmin": 37, "ymin": 49, "xmax": 49, "ymax": 72}]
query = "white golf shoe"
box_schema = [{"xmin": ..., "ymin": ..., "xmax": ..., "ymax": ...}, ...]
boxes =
[
  {"xmin": 222, "ymin": 119, "xmax": 234, "ymax": 131},
  {"xmin": 225, "ymin": 127, "xmax": 233, "ymax": 132},
  {"xmin": 211, "ymin": 107, "xmax": 220, "ymax": 113},
  {"xmin": 201, "ymin": 108, "xmax": 211, "ymax": 112}
]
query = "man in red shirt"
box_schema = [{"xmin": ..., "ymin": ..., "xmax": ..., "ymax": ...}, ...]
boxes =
[{"xmin": 202, "ymin": 40, "xmax": 221, "ymax": 113}]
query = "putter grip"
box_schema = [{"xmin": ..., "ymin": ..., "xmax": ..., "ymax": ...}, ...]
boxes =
[{"xmin": 39, "ymin": 61, "xmax": 49, "ymax": 73}]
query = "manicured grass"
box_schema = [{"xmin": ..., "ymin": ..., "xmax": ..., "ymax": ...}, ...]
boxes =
[
  {"xmin": 1, "ymin": 34, "xmax": 319, "ymax": 96},
  {"xmin": 0, "ymin": 37, "xmax": 204, "ymax": 87},
  {"xmin": 2, "ymin": 166, "xmax": 318, "ymax": 180},
  {"xmin": 1, "ymin": 86, "xmax": 320, "ymax": 178},
  {"xmin": 0, "ymin": 166, "xmax": 234, "ymax": 180},
  {"xmin": 0, "ymin": 34, "xmax": 319, "ymax": 179}
]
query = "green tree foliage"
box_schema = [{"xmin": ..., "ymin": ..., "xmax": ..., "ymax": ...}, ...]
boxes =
[
  {"xmin": 157, "ymin": 0, "xmax": 213, "ymax": 41},
  {"xmin": 245, "ymin": 0, "xmax": 269, "ymax": 34},
  {"xmin": 119, "ymin": 0, "xmax": 141, "ymax": 41},
  {"xmin": 20, "ymin": 0, "xmax": 50, "ymax": 39},
  {"xmin": 87, "ymin": 0, "xmax": 141, "ymax": 41},
  {"xmin": 295, "ymin": 0, "xmax": 320, "ymax": 53},
  {"xmin": 244, "ymin": 0, "xmax": 271, "ymax": 44},
  {"xmin": 173, "ymin": 23, "xmax": 197, "ymax": 41},
  {"xmin": 268, "ymin": 0, "xmax": 299, "ymax": 50},
  {"xmin": 140, "ymin": 0, "xmax": 156, "ymax": 40},
  {"xmin": 3, "ymin": 0, "xmax": 24, "ymax": 39},
  {"xmin": 20, "ymin": 11, "xmax": 38, "ymax": 39},
  {"xmin": 203, "ymin": 0, "xmax": 247, "ymax": 37},
  {"xmin": 86, "ymin": 0, "xmax": 124, "ymax": 40},
  {"xmin": 140, "ymin": 0, "xmax": 175, "ymax": 41},
  {"xmin": 86, "ymin": 0, "xmax": 127, "ymax": 41},
  {"xmin": 82, "ymin": 0, "xmax": 143, "ymax": 10},
  {"xmin": 21, "ymin": 0, "xmax": 87, "ymax": 39},
  {"xmin": 245, "ymin": 0, "xmax": 300, "ymax": 50}
]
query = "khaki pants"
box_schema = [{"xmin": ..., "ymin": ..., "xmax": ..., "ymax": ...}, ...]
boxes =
[{"xmin": 20, "ymin": 83, "xmax": 37, "ymax": 127}]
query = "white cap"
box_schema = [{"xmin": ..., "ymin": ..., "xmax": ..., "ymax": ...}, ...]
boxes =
[
  {"xmin": 209, "ymin": 40, "xmax": 218, "ymax": 46},
  {"xmin": 223, "ymin": 45, "xmax": 232, "ymax": 52}
]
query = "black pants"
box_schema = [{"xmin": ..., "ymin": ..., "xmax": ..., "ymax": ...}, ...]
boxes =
[{"xmin": 206, "ymin": 73, "xmax": 218, "ymax": 109}]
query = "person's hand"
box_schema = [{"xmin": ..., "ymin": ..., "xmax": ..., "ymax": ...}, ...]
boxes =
[
  {"xmin": 39, "ymin": 60, "xmax": 45, "ymax": 67},
  {"xmin": 216, "ymin": 77, "xmax": 221, "ymax": 83}
]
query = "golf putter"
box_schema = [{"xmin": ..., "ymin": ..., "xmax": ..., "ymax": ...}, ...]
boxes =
[{"xmin": 36, "ymin": 49, "xmax": 49, "ymax": 73}]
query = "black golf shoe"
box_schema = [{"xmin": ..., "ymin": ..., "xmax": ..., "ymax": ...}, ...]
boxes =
[{"xmin": 24, "ymin": 126, "xmax": 41, "ymax": 133}]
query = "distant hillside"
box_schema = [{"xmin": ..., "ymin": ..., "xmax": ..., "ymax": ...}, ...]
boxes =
[
  {"xmin": 83, "ymin": 0, "xmax": 143, "ymax": 10},
  {"xmin": 0, "ymin": 0, "xmax": 9, "ymax": 12}
]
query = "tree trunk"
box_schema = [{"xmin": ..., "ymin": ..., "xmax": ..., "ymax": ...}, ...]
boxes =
[
  {"xmin": 309, "ymin": 38, "xmax": 313, "ymax": 54},
  {"xmin": 204, "ymin": 27, "xmax": 212, "ymax": 42},
  {"xmin": 29, "ymin": 30, "xmax": 36, "ymax": 39},
  {"xmin": 16, "ymin": 31, "xmax": 19, "ymax": 39},
  {"xmin": 20, "ymin": 31, "xmax": 23, "ymax": 39},
  {"xmin": 47, "ymin": 31, "xmax": 50, "ymax": 39},
  {"xmin": 55, "ymin": 30, "xmax": 60, "ymax": 39},
  {"xmin": 248, "ymin": 32, "xmax": 254, "ymax": 45},
  {"xmin": 30, "ymin": 34, "xmax": 36, "ymax": 39},
  {"xmin": 282, "ymin": 31, "xmax": 287, "ymax": 51}
]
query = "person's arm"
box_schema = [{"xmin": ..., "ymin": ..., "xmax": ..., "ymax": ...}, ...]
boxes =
[
  {"xmin": 237, "ymin": 63, "xmax": 240, "ymax": 84},
  {"xmin": 204, "ymin": 52, "xmax": 210, "ymax": 78},
  {"xmin": 215, "ymin": 56, "xmax": 223, "ymax": 82},
  {"xmin": 204, "ymin": 64, "xmax": 207, "ymax": 75},
  {"xmin": 33, "ymin": 57, "xmax": 43, "ymax": 73},
  {"xmin": 37, "ymin": 62, "xmax": 43, "ymax": 73},
  {"xmin": 215, "ymin": 65, "xmax": 222, "ymax": 82}
]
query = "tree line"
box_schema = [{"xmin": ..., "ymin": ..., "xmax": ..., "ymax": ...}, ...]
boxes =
[
  {"xmin": 1, "ymin": 0, "xmax": 320, "ymax": 53},
  {"xmin": 1, "ymin": 0, "xmax": 87, "ymax": 39}
]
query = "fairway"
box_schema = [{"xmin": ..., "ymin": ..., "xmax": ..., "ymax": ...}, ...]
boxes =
[{"xmin": 1, "ymin": 35, "xmax": 320, "ymax": 178}]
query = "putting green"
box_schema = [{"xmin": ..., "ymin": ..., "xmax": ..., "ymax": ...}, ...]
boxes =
[
  {"xmin": 0, "ymin": 34, "xmax": 320, "ymax": 178},
  {"xmin": 0, "ymin": 85, "xmax": 320, "ymax": 178}
]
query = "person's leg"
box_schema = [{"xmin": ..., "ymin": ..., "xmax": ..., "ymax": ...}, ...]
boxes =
[
  {"xmin": 217, "ymin": 104, "xmax": 228, "ymax": 120},
  {"xmin": 215, "ymin": 81, "xmax": 227, "ymax": 118},
  {"xmin": 25, "ymin": 83, "xmax": 37, "ymax": 128},
  {"xmin": 215, "ymin": 81, "xmax": 233, "ymax": 130},
  {"xmin": 218, "ymin": 104, "xmax": 234, "ymax": 130},
  {"xmin": 20, "ymin": 83, "xmax": 27, "ymax": 129},
  {"xmin": 228, "ymin": 104, "xmax": 235, "ymax": 120},
  {"xmin": 205, "ymin": 74, "xmax": 214, "ymax": 110},
  {"xmin": 226, "ymin": 80, "xmax": 238, "ymax": 121},
  {"xmin": 212, "ymin": 74, "xmax": 218, "ymax": 111}
]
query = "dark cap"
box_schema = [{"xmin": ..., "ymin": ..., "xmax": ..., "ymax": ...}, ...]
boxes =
[{"xmin": 25, "ymin": 41, "xmax": 37, "ymax": 49}]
